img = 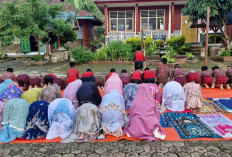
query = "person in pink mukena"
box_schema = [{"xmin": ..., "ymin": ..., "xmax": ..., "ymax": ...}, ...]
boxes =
[{"xmin": 124, "ymin": 83, "xmax": 165, "ymax": 141}]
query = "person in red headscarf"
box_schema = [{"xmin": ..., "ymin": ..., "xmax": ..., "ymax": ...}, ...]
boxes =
[
  {"xmin": 81, "ymin": 69, "xmax": 95, "ymax": 82},
  {"xmin": 66, "ymin": 62, "xmax": 79, "ymax": 84}
]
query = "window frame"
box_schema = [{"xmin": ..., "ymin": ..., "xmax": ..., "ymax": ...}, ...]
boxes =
[
  {"xmin": 109, "ymin": 11, "xmax": 134, "ymax": 32},
  {"xmin": 140, "ymin": 9, "xmax": 165, "ymax": 31}
]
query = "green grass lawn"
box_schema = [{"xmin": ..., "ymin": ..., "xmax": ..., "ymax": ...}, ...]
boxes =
[
  {"xmin": 60, "ymin": 63, "xmax": 134, "ymax": 76},
  {"xmin": 60, "ymin": 58, "xmax": 227, "ymax": 76}
]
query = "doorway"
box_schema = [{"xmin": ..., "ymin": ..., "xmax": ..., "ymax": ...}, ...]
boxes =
[{"xmin": 30, "ymin": 36, "xmax": 38, "ymax": 52}]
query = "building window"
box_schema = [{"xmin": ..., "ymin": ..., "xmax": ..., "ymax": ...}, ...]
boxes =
[
  {"xmin": 110, "ymin": 11, "xmax": 134, "ymax": 32},
  {"xmin": 141, "ymin": 10, "xmax": 165, "ymax": 31}
]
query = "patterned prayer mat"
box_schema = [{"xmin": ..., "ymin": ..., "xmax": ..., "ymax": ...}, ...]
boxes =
[
  {"xmin": 197, "ymin": 98, "xmax": 226, "ymax": 114},
  {"xmin": 126, "ymin": 111, "xmax": 173, "ymax": 128},
  {"xmin": 213, "ymin": 99, "xmax": 232, "ymax": 113},
  {"xmin": 199, "ymin": 114, "xmax": 232, "ymax": 138},
  {"xmin": 160, "ymin": 113, "xmax": 172, "ymax": 128},
  {"xmin": 167, "ymin": 112, "xmax": 221, "ymax": 139}
]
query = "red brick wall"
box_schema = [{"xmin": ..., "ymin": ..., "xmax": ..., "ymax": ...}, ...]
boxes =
[
  {"xmin": 173, "ymin": 5, "xmax": 185, "ymax": 31},
  {"xmin": 106, "ymin": 5, "xmax": 188, "ymax": 35},
  {"xmin": 78, "ymin": 19, "xmax": 94, "ymax": 47}
]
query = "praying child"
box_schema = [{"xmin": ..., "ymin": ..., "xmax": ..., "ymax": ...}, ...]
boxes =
[
  {"xmin": 155, "ymin": 58, "xmax": 170, "ymax": 89},
  {"xmin": 131, "ymin": 65, "xmax": 142, "ymax": 84},
  {"xmin": 212, "ymin": 66, "xmax": 230, "ymax": 90},
  {"xmin": 225, "ymin": 64, "xmax": 232, "ymax": 89},
  {"xmin": 170, "ymin": 64, "xmax": 186, "ymax": 86},
  {"xmin": 142, "ymin": 67, "xmax": 156, "ymax": 83},
  {"xmin": 201, "ymin": 66, "xmax": 214, "ymax": 88},
  {"xmin": 186, "ymin": 71, "xmax": 200, "ymax": 84}
]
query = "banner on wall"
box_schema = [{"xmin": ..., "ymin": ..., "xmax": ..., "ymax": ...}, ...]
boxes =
[{"xmin": 20, "ymin": 36, "xmax": 31, "ymax": 53}]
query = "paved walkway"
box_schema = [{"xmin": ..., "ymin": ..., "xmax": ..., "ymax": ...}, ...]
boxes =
[{"xmin": 1, "ymin": 141, "xmax": 232, "ymax": 157}]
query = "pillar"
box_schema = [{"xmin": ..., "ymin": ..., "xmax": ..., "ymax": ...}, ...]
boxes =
[
  {"xmin": 135, "ymin": 4, "xmax": 139, "ymax": 35},
  {"xmin": 171, "ymin": 2, "xmax": 175, "ymax": 34},
  {"xmin": 83, "ymin": 20, "xmax": 87, "ymax": 47},
  {"xmin": 104, "ymin": 5, "xmax": 108, "ymax": 36},
  {"xmin": 168, "ymin": 3, "xmax": 172, "ymax": 38}
]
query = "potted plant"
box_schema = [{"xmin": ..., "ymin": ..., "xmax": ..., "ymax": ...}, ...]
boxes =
[{"xmin": 219, "ymin": 49, "xmax": 232, "ymax": 62}]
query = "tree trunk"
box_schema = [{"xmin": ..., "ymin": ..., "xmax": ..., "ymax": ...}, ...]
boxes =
[
  {"xmin": 219, "ymin": 27, "xmax": 231, "ymax": 50},
  {"xmin": 214, "ymin": 31, "xmax": 217, "ymax": 44},
  {"xmin": 36, "ymin": 38, "xmax": 41, "ymax": 55}
]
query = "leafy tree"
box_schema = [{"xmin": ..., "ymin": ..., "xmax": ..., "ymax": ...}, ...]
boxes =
[
  {"xmin": 182, "ymin": 0, "xmax": 232, "ymax": 49},
  {"xmin": 66, "ymin": 0, "xmax": 104, "ymax": 20},
  {"xmin": 0, "ymin": 0, "xmax": 77, "ymax": 55}
]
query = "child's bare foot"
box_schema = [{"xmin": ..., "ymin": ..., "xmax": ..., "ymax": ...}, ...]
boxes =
[
  {"xmin": 159, "ymin": 83, "xmax": 162, "ymax": 90},
  {"xmin": 211, "ymin": 83, "xmax": 215, "ymax": 88},
  {"xmin": 226, "ymin": 84, "xmax": 231, "ymax": 90},
  {"xmin": 204, "ymin": 84, "xmax": 209, "ymax": 88},
  {"xmin": 219, "ymin": 84, "xmax": 224, "ymax": 90}
]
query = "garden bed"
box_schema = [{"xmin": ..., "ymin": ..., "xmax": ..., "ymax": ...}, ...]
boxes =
[
  {"xmin": 146, "ymin": 58, "xmax": 198, "ymax": 68},
  {"xmin": 211, "ymin": 56, "xmax": 232, "ymax": 62},
  {"xmin": 90, "ymin": 61, "xmax": 134, "ymax": 64},
  {"xmin": 23, "ymin": 60, "xmax": 50, "ymax": 66}
]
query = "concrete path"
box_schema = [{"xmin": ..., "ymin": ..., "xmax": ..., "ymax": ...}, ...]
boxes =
[{"xmin": 0, "ymin": 141, "xmax": 232, "ymax": 157}]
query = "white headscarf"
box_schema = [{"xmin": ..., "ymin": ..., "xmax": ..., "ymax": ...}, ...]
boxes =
[
  {"xmin": 46, "ymin": 98, "xmax": 76, "ymax": 140},
  {"xmin": 100, "ymin": 89, "xmax": 127, "ymax": 137},
  {"xmin": 162, "ymin": 81, "xmax": 186, "ymax": 112}
]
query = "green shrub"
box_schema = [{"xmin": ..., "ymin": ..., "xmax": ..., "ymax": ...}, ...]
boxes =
[
  {"xmin": 219, "ymin": 49, "xmax": 232, "ymax": 57},
  {"xmin": 72, "ymin": 46, "xmax": 94, "ymax": 64},
  {"xmin": 167, "ymin": 47, "xmax": 178, "ymax": 57},
  {"xmin": 33, "ymin": 55, "xmax": 43, "ymax": 61},
  {"xmin": 182, "ymin": 43, "xmax": 192, "ymax": 51},
  {"xmin": 154, "ymin": 39, "xmax": 164, "ymax": 47},
  {"xmin": 145, "ymin": 45, "xmax": 158, "ymax": 56},
  {"xmin": 161, "ymin": 46, "xmax": 177, "ymax": 63},
  {"xmin": 106, "ymin": 41, "xmax": 132, "ymax": 61},
  {"xmin": 0, "ymin": 51, "xmax": 3, "ymax": 59},
  {"xmin": 209, "ymin": 34, "xmax": 223, "ymax": 44},
  {"xmin": 185, "ymin": 52, "xmax": 195, "ymax": 59},
  {"xmin": 145, "ymin": 36, "xmax": 153, "ymax": 47},
  {"xmin": 166, "ymin": 36, "xmax": 186, "ymax": 54},
  {"xmin": 125, "ymin": 37, "xmax": 141, "ymax": 52},
  {"xmin": 161, "ymin": 54, "xmax": 175, "ymax": 63},
  {"xmin": 94, "ymin": 47, "xmax": 107, "ymax": 61}
]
